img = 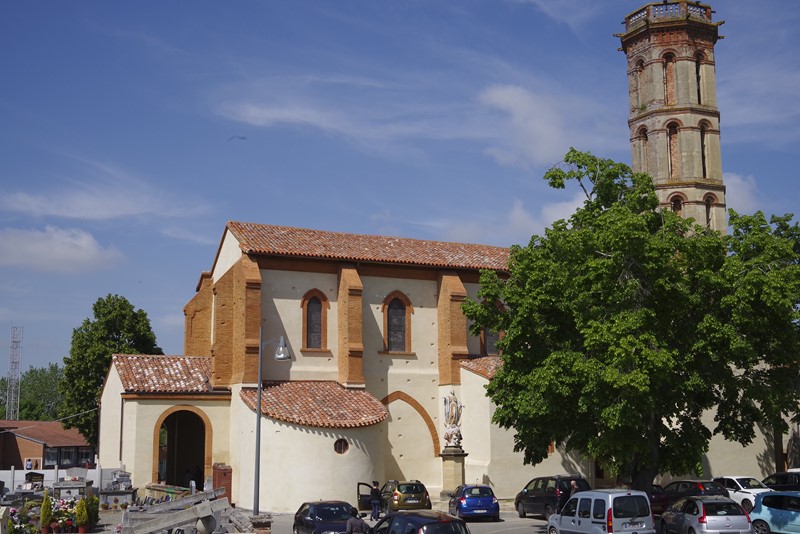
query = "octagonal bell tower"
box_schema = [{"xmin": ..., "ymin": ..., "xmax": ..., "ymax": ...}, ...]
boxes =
[{"xmin": 617, "ymin": 1, "xmax": 727, "ymax": 232}]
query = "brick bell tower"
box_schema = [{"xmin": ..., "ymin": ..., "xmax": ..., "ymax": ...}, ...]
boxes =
[{"xmin": 617, "ymin": 2, "xmax": 727, "ymax": 232}]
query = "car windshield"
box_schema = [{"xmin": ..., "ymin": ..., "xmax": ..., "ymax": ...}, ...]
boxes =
[
  {"xmin": 736, "ymin": 478, "xmax": 767, "ymax": 489},
  {"xmin": 704, "ymin": 502, "xmax": 745, "ymax": 516},
  {"xmin": 421, "ymin": 522, "xmax": 470, "ymax": 534},
  {"xmin": 700, "ymin": 482, "xmax": 725, "ymax": 492},
  {"xmin": 465, "ymin": 487, "xmax": 493, "ymax": 497},
  {"xmin": 399, "ymin": 484, "xmax": 425, "ymax": 494},
  {"xmin": 316, "ymin": 504, "xmax": 352, "ymax": 521},
  {"xmin": 613, "ymin": 495, "xmax": 650, "ymax": 518}
]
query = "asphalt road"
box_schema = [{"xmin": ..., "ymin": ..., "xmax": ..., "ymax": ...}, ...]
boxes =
[{"xmin": 269, "ymin": 509, "xmax": 550, "ymax": 534}]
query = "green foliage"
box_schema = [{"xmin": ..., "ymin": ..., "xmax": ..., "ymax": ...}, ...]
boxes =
[
  {"xmin": 39, "ymin": 489, "xmax": 53, "ymax": 527},
  {"xmin": 59, "ymin": 294, "xmax": 163, "ymax": 446},
  {"xmin": 84, "ymin": 495, "xmax": 99, "ymax": 526},
  {"xmin": 0, "ymin": 364, "xmax": 64, "ymax": 420},
  {"xmin": 74, "ymin": 498, "xmax": 88, "ymax": 526},
  {"xmin": 463, "ymin": 149, "xmax": 800, "ymax": 489}
]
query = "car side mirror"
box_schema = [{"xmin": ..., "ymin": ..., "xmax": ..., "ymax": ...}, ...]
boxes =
[{"xmin": 522, "ymin": 488, "xmax": 528, "ymax": 494}]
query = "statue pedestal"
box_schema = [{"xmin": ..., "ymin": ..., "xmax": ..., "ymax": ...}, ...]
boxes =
[{"xmin": 440, "ymin": 446, "xmax": 468, "ymax": 500}]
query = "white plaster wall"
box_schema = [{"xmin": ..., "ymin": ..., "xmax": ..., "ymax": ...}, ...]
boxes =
[
  {"xmin": 212, "ymin": 231, "xmax": 243, "ymax": 283},
  {"xmin": 460, "ymin": 367, "xmax": 591, "ymax": 499},
  {"xmin": 116, "ymin": 399, "xmax": 231, "ymax": 490},
  {"xmin": 98, "ymin": 368, "xmax": 124, "ymax": 468},
  {"xmin": 229, "ymin": 387, "xmax": 385, "ymax": 513},
  {"xmin": 361, "ymin": 276, "xmax": 442, "ymax": 494},
  {"xmin": 260, "ymin": 270, "xmax": 339, "ymax": 383}
]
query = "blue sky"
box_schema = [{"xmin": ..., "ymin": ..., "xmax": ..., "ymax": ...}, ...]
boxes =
[{"xmin": 1, "ymin": 1, "xmax": 798, "ymax": 369}]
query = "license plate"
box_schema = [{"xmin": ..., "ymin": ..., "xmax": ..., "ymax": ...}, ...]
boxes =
[
  {"xmin": 625, "ymin": 523, "xmax": 643, "ymax": 528},
  {"xmin": 474, "ymin": 510, "xmax": 486, "ymax": 513},
  {"xmin": 406, "ymin": 499, "xmax": 419, "ymax": 503}
]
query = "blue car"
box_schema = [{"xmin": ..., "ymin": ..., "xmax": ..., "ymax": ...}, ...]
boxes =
[
  {"xmin": 448, "ymin": 484, "xmax": 500, "ymax": 521},
  {"xmin": 750, "ymin": 491, "xmax": 800, "ymax": 534}
]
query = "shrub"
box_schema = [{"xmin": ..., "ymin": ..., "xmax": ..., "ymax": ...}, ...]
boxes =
[
  {"xmin": 75, "ymin": 499, "xmax": 88, "ymax": 527},
  {"xmin": 39, "ymin": 490, "xmax": 53, "ymax": 528}
]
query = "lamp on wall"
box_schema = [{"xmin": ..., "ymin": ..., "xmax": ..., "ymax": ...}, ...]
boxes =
[{"xmin": 254, "ymin": 327, "xmax": 291, "ymax": 515}]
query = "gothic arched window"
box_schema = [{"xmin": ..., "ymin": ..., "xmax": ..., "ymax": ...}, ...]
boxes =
[
  {"xmin": 695, "ymin": 52, "xmax": 704, "ymax": 105},
  {"xmin": 700, "ymin": 122, "xmax": 709, "ymax": 179},
  {"xmin": 301, "ymin": 289, "xmax": 329, "ymax": 350},
  {"xmin": 704, "ymin": 195, "xmax": 715, "ymax": 229},
  {"xmin": 638, "ymin": 126, "xmax": 649, "ymax": 174},
  {"xmin": 663, "ymin": 53, "xmax": 676, "ymax": 105},
  {"xmin": 671, "ymin": 196, "xmax": 683, "ymax": 215},
  {"xmin": 382, "ymin": 291, "xmax": 413, "ymax": 353},
  {"xmin": 667, "ymin": 122, "xmax": 680, "ymax": 180}
]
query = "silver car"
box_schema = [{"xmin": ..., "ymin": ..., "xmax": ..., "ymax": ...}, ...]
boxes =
[{"xmin": 660, "ymin": 496, "xmax": 752, "ymax": 534}]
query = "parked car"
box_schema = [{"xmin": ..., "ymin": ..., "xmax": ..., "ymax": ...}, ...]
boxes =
[
  {"xmin": 547, "ymin": 489, "xmax": 655, "ymax": 534},
  {"xmin": 380, "ymin": 480, "xmax": 432, "ymax": 513},
  {"xmin": 374, "ymin": 510, "xmax": 470, "ymax": 534},
  {"xmin": 763, "ymin": 473, "xmax": 800, "ymax": 492},
  {"xmin": 515, "ymin": 474, "xmax": 591, "ymax": 518},
  {"xmin": 659, "ymin": 496, "xmax": 751, "ymax": 534},
  {"xmin": 750, "ymin": 491, "xmax": 800, "ymax": 534},
  {"xmin": 650, "ymin": 484, "xmax": 670, "ymax": 515},
  {"xmin": 447, "ymin": 484, "xmax": 500, "ymax": 522},
  {"xmin": 662, "ymin": 480, "xmax": 729, "ymax": 504},
  {"xmin": 713, "ymin": 476, "xmax": 772, "ymax": 512},
  {"xmin": 293, "ymin": 500, "xmax": 357, "ymax": 534}
]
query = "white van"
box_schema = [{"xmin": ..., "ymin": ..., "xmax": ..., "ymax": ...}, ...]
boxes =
[{"xmin": 548, "ymin": 489, "xmax": 656, "ymax": 534}]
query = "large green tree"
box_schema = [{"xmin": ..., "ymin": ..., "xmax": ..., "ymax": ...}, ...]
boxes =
[
  {"xmin": 59, "ymin": 294, "xmax": 163, "ymax": 445},
  {"xmin": 463, "ymin": 149, "xmax": 800, "ymax": 489}
]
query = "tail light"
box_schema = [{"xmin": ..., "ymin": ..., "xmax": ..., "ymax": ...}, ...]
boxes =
[
  {"xmin": 492, "ymin": 497, "xmax": 498, "ymax": 504},
  {"xmin": 459, "ymin": 498, "xmax": 467, "ymax": 506},
  {"xmin": 607, "ymin": 507, "xmax": 614, "ymax": 533},
  {"xmin": 425, "ymin": 491, "xmax": 431, "ymax": 505},
  {"xmin": 698, "ymin": 504, "xmax": 707, "ymax": 524},
  {"xmin": 393, "ymin": 492, "xmax": 399, "ymax": 502}
]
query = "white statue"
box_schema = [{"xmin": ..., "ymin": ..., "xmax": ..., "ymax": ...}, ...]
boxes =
[{"xmin": 443, "ymin": 390, "xmax": 464, "ymax": 447}]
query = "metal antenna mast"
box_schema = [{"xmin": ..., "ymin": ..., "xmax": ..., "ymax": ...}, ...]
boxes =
[{"xmin": 6, "ymin": 326, "xmax": 22, "ymax": 420}]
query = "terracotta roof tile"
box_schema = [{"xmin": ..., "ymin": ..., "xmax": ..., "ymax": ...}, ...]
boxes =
[
  {"xmin": 0, "ymin": 420, "xmax": 89, "ymax": 447},
  {"xmin": 113, "ymin": 355, "xmax": 212, "ymax": 393},
  {"xmin": 227, "ymin": 221, "xmax": 509, "ymax": 271},
  {"xmin": 460, "ymin": 355, "xmax": 503, "ymax": 380},
  {"xmin": 240, "ymin": 381, "xmax": 387, "ymax": 429}
]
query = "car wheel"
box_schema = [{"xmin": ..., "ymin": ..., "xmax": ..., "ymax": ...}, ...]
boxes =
[
  {"xmin": 742, "ymin": 499, "xmax": 753, "ymax": 513},
  {"xmin": 545, "ymin": 504, "xmax": 555, "ymax": 519},
  {"xmin": 517, "ymin": 503, "xmax": 526, "ymax": 518},
  {"xmin": 549, "ymin": 526, "xmax": 558, "ymax": 534},
  {"xmin": 753, "ymin": 520, "xmax": 771, "ymax": 534},
  {"xmin": 493, "ymin": 515, "xmax": 500, "ymax": 522},
  {"xmin": 293, "ymin": 527, "xmax": 299, "ymax": 534}
]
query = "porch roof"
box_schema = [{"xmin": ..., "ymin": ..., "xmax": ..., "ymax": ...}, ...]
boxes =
[{"xmin": 112, "ymin": 354, "xmax": 212, "ymax": 393}]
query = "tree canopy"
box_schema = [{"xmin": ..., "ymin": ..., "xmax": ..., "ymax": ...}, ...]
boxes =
[
  {"xmin": 59, "ymin": 294, "xmax": 163, "ymax": 446},
  {"xmin": 0, "ymin": 363, "xmax": 63, "ymax": 420},
  {"xmin": 463, "ymin": 149, "xmax": 800, "ymax": 489}
]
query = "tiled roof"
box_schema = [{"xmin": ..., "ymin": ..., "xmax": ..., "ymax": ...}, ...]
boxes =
[
  {"xmin": 113, "ymin": 355, "xmax": 212, "ymax": 393},
  {"xmin": 240, "ymin": 381, "xmax": 388, "ymax": 429},
  {"xmin": 460, "ymin": 355, "xmax": 503, "ymax": 380},
  {"xmin": 227, "ymin": 221, "xmax": 510, "ymax": 271},
  {"xmin": 0, "ymin": 420, "xmax": 88, "ymax": 447}
]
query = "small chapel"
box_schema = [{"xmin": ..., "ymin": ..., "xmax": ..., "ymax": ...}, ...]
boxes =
[{"xmin": 98, "ymin": 2, "xmax": 779, "ymax": 512}]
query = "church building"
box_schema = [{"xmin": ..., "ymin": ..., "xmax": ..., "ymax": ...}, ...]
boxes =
[{"xmin": 97, "ymin": 2, "xmax": 782, "ymax": 513}]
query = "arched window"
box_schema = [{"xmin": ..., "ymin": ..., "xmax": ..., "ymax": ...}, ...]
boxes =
[
  {"xmin": 301, "ymin": 289, "xmax": 329, "ymax": 350},
  {"xmin": 635, "ymin": 58, "xmax": 646, "ymax": 108},
  {"xmin": 382, "ymin": 291, "xmax": 413, "ymax": 353},
  {"xmin": 704, "ymin": 195, "xmax": 715, "ymax": 229},
  {"xmin": 671, "ymin": 196, "xmax": 683, "ymax": 215},
  {"xmin": 482, "ymin": 329, "xmax": 500, "ymax": 356},
  {"xmin": 663, "ymin": 53, "xmax": 676, "ymax": 105},
  {"xmin": 667, "ymin": 122, "xmax": 680, "ymax": 180},
  {"xmin": 700, "ymin": 122, "xmax": 709, "ymax": 179},
  {"xmin": 638, "ymin": 126, "xmax": 649, "ymax": 174},
  {"xmin": 695, "ymin": 52, "xmax": 704, "ymax": 105}
]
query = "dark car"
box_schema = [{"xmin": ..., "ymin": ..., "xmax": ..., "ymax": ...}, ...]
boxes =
[
  {"xmin": 447, "ymin": 484, "xmax": 500, "ymax": 521},
  {"xmin": 650, "ymin": 484, "xmax": 670, "ymax": 515},
  {"xmin": 380, "ymin": 480, "xmax": 432, "ymax": 513},
  {"xmin": 662, "ymin": 480, "xmax": 729, "ymax": 504},
  {"xmin": 374, "ymin": 510, "xmax": 470, "ymax": 534},
  {"xmin": 515, "ymin": 474, "xmax": 591, "ymax": 518},
  {"xmin": 763, "ymin": 472, "xmax": 800, "ymax": 492},
  {"xmin": 659, "ymin": 496, "xmax": 751, "ymax": 534},
  {"xmin": 293, "ymin": 500, "xmax": 356, "ymax": 534}
]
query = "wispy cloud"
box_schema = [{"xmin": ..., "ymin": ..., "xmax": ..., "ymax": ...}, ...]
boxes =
[
  {"xmin": 512, "ymin": 0, "xmax": 607, "ymax": 32},
  {"xmin": 160, "ymin": 226, "xmax": 218, "ymax": 245},
  {"xmin": 723, "ymin": 172, "xmax": 761, "ymax": 215},
  {"xmin": 0, "ymin": 226, "xmax": 124, "ymax": 273},
  {"xmin": 0, "ymin": 158, "xmax": 209, "ymax": 220}
]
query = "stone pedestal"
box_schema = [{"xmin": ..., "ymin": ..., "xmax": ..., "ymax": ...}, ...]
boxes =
[{"xmin": 439, "ymin": 446, "xmax": 468, "ymax": 499}]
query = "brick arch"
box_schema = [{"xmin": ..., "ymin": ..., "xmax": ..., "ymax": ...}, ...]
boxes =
[
  {"xmin": 151, "ymin": 405, "xmax": 213, "ymax": 484},
  {"xmin": 380, "ymin": 391, "xmax": 440, "ymax": 456}
]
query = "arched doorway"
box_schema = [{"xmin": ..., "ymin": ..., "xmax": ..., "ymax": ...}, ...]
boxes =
[{"xmin": 156, "ymin": 409, "xmax": 207, "ymax": 489}]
